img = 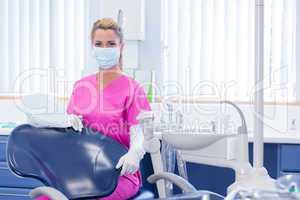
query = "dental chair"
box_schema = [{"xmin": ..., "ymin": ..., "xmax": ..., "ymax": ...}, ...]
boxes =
[
  {"xmin": 6, "ymin": 124, "xmax": 154, "ymax": 200},
  {"xmin": 7, "ymin": 124, "xmax": 223, "ymax": 200}
]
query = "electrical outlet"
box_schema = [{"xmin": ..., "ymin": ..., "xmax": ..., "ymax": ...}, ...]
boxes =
[{"xmin": 290, "ymin": 118, "xmax": 296, "ymax": 131}]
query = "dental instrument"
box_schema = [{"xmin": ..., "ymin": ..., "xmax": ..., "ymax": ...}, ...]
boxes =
[
  {"xmin": 226, "ymin": 175, "xmax": 300, "ymax": 200},
  {"xmin": 226, "ymin": 189, "xmax": 300, "ymax": 200},
  {"xmin": 0, "ymin": 122, "xmax": 17, "ymax": 129},
  {"xmin": 276, "ymin": 175, "xmax": 300, "ymax": 194}
]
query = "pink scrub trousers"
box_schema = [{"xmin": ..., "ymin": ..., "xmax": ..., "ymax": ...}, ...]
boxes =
[{"xmin": 35, "ymin": 73, "xmax": 151, "ymax": 200}]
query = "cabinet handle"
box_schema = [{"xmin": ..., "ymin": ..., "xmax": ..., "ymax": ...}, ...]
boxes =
[{"xmin": 280, "ymin": 171, "xmax": 300, "ymax": 177}]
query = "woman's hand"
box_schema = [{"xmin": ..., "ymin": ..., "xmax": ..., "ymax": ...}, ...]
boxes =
[
  {"xmin": 115, "ymin": 149, "xmax": 141, "ymax": 175},
  {"xmin": 115, "ymin": 125, "xmax": 145, "ymax": 175},
  {"xmin": 65, "ymin": 114, "xmax": 83, "ymax": 132}
]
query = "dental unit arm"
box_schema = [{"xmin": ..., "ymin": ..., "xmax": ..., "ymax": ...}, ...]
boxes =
[
  {"xmin": 137, "ymin": 111, "xmax": 205, "ymax": 199},
  {"xmin": 137, "ymin": 111, "xmax": 166, "ymax": 198}
]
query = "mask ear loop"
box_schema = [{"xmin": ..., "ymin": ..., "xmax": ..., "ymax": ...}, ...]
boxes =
[{"xmin": 117, "ymin": 9, "xmax": 124, "ymax": 70}]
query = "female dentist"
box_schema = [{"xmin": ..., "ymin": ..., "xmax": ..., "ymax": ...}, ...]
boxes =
[{"xmin": 31, "ymin": 18, "xmax": 151, "ymax": 200}]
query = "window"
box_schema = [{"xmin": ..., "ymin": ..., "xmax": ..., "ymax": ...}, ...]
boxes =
[
  {"xmin": 161, "ymin": 0, "xmax": 296, "ymax": 102},
  {"xmin": 0, "ymin": 0, "xmax": 88, "ymax": 96}
]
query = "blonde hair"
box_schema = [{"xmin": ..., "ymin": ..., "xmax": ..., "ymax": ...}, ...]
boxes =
[{"xmin": 91, "ymin": 18, "xmax": 124, "ymax": 44}]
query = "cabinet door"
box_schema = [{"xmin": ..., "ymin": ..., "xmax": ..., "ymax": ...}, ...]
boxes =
[
  {"xmin": 0, "ymin": 162, "xmax": 43, "ymax": 188},
  {"xmin": 0, "ymin": 136, "xmax": 43, "ymax": 188},
  {"xmin": 0, "ymin": 187, "xmax": 31, "ymax": 200},
  {"xmin": 99, "ymin": 0, "xmax": 145, "ymax": 40},
  {"xmin": 0, "ymin": 138, "xmax": 7, "ymax": 162},
  {"xmin": 280, "ymin": 144, "xmax": 300, "ymax": 172}
]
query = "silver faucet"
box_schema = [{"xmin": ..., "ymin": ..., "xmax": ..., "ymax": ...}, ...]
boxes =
[
  {"xmin": 176, "ymin": 112, "xmax": 183, "ymax": 126},
  {"xmin": 220, "ymin": 101, "xmax": 248, "ymax": 135},
  {"xmin": 166, "ymin": 103, "xmax": 173, "ymax": 122},
  {"xmin": 211, "ymin": 121, "xmax": 217, "ymax": 133},
  {"xmin": 165, "ymin": 103, "xmax": 184, "ymax": 130}
]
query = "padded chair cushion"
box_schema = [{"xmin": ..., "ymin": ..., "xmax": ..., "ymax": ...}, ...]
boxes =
[{"xmin": 7, "ymin": 124, "xmax": 127, "ymax": 200}]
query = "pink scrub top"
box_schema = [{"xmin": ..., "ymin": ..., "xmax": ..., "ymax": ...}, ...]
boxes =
[{"xmin": 66, "ymin": 73, "xmax": 151, "ymax": 188}]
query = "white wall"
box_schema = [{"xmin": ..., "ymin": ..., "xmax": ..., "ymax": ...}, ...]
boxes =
[
  {"xmin": 138, "ymin": 0, "xmax": 162, "ymax": 80},
  {"xmin": 0, "ymin": 100, "xmax": 27, "ymax": 124},
  {"xmin": 120, "ymin": 0, "xmax": 162, "ymax": 85}
]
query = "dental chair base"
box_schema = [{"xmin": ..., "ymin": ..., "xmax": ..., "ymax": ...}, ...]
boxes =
[{"xmin": 228, "ymin": 167, "xmax": 276, "ymax": 193}]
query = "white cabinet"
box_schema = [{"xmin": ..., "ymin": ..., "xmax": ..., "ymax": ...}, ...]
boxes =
[{"xmin": 99, "ymin": 0, "xmax": 145, "ymax": 40}]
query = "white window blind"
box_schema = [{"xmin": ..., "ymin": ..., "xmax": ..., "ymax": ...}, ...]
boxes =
[
  {"xmin": 0, "ymin": 0, "xmax": 90, "ymax": 96},
  {"xmin": 161, "ymin": 0, "xmax": 296, "ymax": 102}
]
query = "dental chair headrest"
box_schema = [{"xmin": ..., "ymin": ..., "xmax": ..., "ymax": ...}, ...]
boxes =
[{"xmin": 7, "ymin": 124, "xmax": 127, "ymax": 199}]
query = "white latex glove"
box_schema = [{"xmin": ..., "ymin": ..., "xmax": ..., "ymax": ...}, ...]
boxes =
[
  {"xmin": 26, "ymin": 113, "xmax": 83, "ymax": 132},
  {"xmin": 116, "ymin": 125, "xmax": 145, "ymax": 175}
]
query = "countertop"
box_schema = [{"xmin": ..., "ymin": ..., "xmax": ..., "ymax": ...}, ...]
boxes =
[
  {"xmin": 1, "ymin": 127, "xmax": 300, "ymax": 144},
  {"xmin": 247, "ymin": 132, "xmax": 300, "ymax": 144},
  {"xmin": 0, "ymin": 128, "xmax": 13, "ymax": 136}
]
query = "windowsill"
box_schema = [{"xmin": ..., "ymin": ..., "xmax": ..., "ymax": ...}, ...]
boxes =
[
  {"xmin": 0, "ymin": 95, "xmax": 299, "ymax": 105},
  {"xmin": 0, "ymin": 95, "xmax": 69, "ymax": 101}
]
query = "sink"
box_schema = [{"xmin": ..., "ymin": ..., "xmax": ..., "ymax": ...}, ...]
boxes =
[{"xmin": 161, "ymin": 129, "xmax": 235, "ymax": 150}]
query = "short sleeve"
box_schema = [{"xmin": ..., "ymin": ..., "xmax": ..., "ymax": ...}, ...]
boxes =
[
  {"xmin": 66, "ymin": 77, "xmax": 98, "ymax": 115},
  {"xmin": 66, "ymin": 81, "xmax": 82, "ymax": 115},
  {"xmin": 126, "ymin": 84, "xmax": 151, "ymax": 126}
]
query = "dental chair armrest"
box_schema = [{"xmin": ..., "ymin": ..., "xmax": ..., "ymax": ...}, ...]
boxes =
[
  {"xmin": 29, "ymin": 186, "xmax": 69, "ymax": 200},
  {"xmin": 147, "ymin": 172, "xmax": 197, "ymax": 193}
]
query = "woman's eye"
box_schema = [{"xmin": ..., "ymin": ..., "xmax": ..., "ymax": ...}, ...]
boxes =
[
  {"xmin": 108, "ymin": 42, "xmax": 116, "ymax": 46},
  {"xmin": 95, "ymin": 42, "xmax": 101, "ymax": 47}
]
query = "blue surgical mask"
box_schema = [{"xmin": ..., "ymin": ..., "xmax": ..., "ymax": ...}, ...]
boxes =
[{"xmin": 92, "ymin": 47, "xmax": 120, "ymax": 69}]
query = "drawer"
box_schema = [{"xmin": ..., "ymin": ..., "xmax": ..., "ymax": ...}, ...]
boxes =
[
  {"xmin": 280, "ymin": 144, "xmax": 300, "ymax": 171},
  {"xmin": 0, "ymin": 187, "xmax": 31, "ymax": 200},
  {"xmin": 0, "ymin": 137, "xmax": 7, "ymax": 162},
  {"xmin": 0, "ymin": 162, "xmax": 43, "ymax": 188}
]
